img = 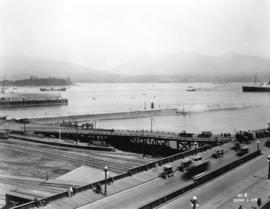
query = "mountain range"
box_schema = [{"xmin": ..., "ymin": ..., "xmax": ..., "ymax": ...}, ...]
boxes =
[{"xmin": 1, "ymin": 53, "xmax": 270, "ymax": 82}]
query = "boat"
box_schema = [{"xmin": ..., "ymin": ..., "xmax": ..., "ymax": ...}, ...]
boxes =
[
  {"xmin": 242, "ymin": 76, "xmax": 270, "ymax": 92},
  {"xmin": 187, "ymin": 86, "xmax": 196, "ymax": 91},
  {"xmin": 40, "ymin": 87, "xmax": 66, "ymax": 91}
]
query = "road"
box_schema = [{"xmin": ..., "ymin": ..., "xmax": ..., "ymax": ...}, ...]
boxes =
[
  {"xmin": 159, "ymin": 151, "xmax": 270, "ymax": 209},
  {"xmin": 159, "ymin": 140, "xmax": 270, "ymax": 209},
  {"xmin": 78, "ymin": 140, "xmax": 263, "ymax": 209}
]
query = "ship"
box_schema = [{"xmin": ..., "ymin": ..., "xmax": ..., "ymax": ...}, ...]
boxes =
[
  {"xmin": 40, "ymin": 87, "xmax": 66, "ymax": 91},
  {"xmin": 0, "ymin": 93, "xmax": 68, "ymax": 108},
  {"xmin": 242, "ymin": 76, "xmax": 270, "ymax": 92}
]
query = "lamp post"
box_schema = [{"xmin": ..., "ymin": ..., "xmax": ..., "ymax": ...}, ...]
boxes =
[
  {"xmin": 267, "ymin": 155, "xmax": 270, "ymax": 180},
  {"xmin": 257, "ymin": 140, "xmax": 260, "ymax": 151},
  {"xmin": 104, "ymin": 166, "xmax": 109, "ymax": 195},
  {"xmin": 59, "ymin": 129, "xmax": 61, "ymax": 141},
  {"xmin": 190, "ymin": 196, "xmax": 199, "ymax": 209},
  {"xmin": 194, "ymin": 142, "xmax": 198, "ymax": 155},
  {"xmin": 150, "ymin": 118, "xmax": 155, "ymax": 132}
]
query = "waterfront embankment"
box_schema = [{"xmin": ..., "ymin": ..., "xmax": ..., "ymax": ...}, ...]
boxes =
[{"xmin": 30, "ymin": 108, "xmax": 182, "ymax": 123}]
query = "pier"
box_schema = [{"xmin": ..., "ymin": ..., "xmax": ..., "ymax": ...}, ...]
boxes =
[{"xmin": 0, "ymin": 93, "xmax": 68, "ymax": 108}]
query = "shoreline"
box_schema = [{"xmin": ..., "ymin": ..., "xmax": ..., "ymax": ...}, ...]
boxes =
[{"xmin": 29, "ymin": 108, "xmax": 183, "ymax": 123}]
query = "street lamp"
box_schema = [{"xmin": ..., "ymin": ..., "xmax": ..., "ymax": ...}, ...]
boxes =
[
  {"xmin": 150, "ymin": 118, "xmax": 155, "ymax": 132},
  {"xmin": 194, "ymin": 142, "xmax": 198, "ymax": 155},
  {"xmin": 257, "ymin": 140, "xmax": 260, "ymax": 151},
  {"xmin": 59, "ymin": 129, "xmax": 61, "ymax": 141},
  {"xmin": 103, "ymin": 166, "xmax": 109, "ymax": 195},
  {"xmin": 267, "ymin": 155, "xmax": 270, "ymax": 180},
  {"xmin": 190, "ymin": 196, "xmax": 199, "ymax": 209}
]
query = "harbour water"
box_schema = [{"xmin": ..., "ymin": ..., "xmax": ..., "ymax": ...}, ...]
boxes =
[{"xmin": 1, "ymin": 82, "xmax": 270, "ymax": 133}]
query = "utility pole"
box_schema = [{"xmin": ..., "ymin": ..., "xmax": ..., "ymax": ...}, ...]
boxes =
[
  {"xmin": 59, "ymin": 129, "xmax": 61, "ymax": 141},
  {"xmin": 150, "ymin": 118, "xmax": 154, "ymax": 132}
]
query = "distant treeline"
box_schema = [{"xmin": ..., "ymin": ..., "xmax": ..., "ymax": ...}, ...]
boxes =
[{"xmin": 1, "ymin": 76, "xmax": 72, "ymax": 86}]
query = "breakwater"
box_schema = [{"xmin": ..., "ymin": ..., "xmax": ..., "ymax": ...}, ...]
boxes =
[{"xmin": 29, "ymin": 108, "xmax": 181, "ymax": 123}]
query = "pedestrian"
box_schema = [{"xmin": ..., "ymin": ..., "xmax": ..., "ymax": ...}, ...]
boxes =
[
  {"xmin": 72, "ymin": 185, "xmax": 76, "ymax": 195},
  {"xmin": 34, "ymin": 196, "xmax": 41, "ymax": 208},
  {"xmin": 68, "ymin": 186, "xmax": 73, "ymax": 197},
  {"xmin": 257, "ymin": 198, "xmax": 262, "ymax": 207},
  {"xmin": 238, "ymin": 205, "xmax": 243, "ymax": 209}
]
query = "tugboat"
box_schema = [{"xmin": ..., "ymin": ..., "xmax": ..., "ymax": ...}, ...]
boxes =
[{"xmin": 242, "ymin": 75, "xmax": 270, "ymax": 92}]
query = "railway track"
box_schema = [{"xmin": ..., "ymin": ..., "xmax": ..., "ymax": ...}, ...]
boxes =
[
  {"xmin": 10, "ymin": 137, "xmax": 154, "ymax": 165},
  {"xmin": 0, "ymin": 141, "xmax": 145, "ymax": 173},
  {"xmin": 8, "ymin": 138, "xmax": 153, "ymax": 165},
  {"xmin": 0, "ymin": 177, "xmax": 68, "ymax": 194}
]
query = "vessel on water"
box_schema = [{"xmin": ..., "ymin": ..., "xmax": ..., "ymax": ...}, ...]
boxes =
[
  {"xmin": 0, "ymin": 93, "xmax": 68, "ymax": 108},
  {"xmin": 40, "ymin": 87, "xmax": 66, "ymax": 91},
  {"xmin": 242, "ymin": 76, "xmax": 270, "ymax": 92},
  {"xmin": 187, "ymin": 86, "xmax": 196, "ymax": 91}
]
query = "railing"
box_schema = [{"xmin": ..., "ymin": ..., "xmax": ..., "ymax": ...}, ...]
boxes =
[
  {"xmin": 139, "ymin": 150, "xmax": 262, "ymax": 209},
  {"xmin": 11, "ymin": 145, "xmax": 213, "ymax": 209}
]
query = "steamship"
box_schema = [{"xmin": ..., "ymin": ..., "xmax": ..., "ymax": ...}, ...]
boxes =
[{"xmin": 242, "ymin": 77, "xmax": 270, "ymax": 92}]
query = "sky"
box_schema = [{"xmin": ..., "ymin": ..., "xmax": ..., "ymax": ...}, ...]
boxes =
[{"xmin": 0, "ymin": 0, "xmax": 269, "ymax": 71}]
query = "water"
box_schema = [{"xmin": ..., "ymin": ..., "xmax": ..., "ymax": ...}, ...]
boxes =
[{"xmin": 1, "ymin": 83, "xmax": 270, "ymax": 133}]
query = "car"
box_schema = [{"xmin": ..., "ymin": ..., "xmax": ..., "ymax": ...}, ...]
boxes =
[
  {"xmin": 178, "ymin": 158, "xmax": 192, "ymax": 172},
  {"xmin": 237, "ymin": 146, "xmax": 249, "ymax": 156},
  {"xmin": 159, "ymin": 165, "xmax": 174, "ymax": 179},
  {"xmin": 265, "ymin": 139, "xmax": 270, "ymax": 147},
  {"xmin": 212, "ymin": 148, "xmax": 224, "ymax": 158}
]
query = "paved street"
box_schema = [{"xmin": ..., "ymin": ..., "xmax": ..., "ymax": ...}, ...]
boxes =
[
  {"xmin": 79, "ymin": 140, "xmax": 263, "ymax": 209},
  {"xmin": 159, "ymin": 141, "xmax": 270, "ymax": 209}
]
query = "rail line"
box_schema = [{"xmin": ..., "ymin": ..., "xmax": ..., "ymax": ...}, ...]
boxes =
[
  {"xmin": 0, "ymin": 142, "xmax": 146, "ymax": 173},
  {"xmin": 9, "ymin": 137, "xmax": 153, "ymax": 165},
  {"xmin": 0, "ymin": 177, "xmax": 68, "ymax": 194},
  {"xmin": 9, "ymin": 140, "xmax": 147, "ymax": 168}
]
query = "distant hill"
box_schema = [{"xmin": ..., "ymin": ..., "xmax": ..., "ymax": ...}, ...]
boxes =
[
  {"xmin": 114, "ymin": 53, "xmax": 270, "ymax": 82},
  {"xmin": 1, "ymin": 53, "xmax": 270, "ymax": 83},
  {"xmin": 0, "ymin": 55, "xmax": 118, "ymax": 82}
]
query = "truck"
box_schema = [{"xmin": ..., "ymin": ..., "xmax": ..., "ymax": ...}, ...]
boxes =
[{"xmin": 198, "ymin": 131, "xmax": 212, "ymax": 138}]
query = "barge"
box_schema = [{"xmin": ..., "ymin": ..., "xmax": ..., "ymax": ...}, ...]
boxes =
[{"xmin": 0, "ymin": 93, "xmax": 68, "ymax": 108}]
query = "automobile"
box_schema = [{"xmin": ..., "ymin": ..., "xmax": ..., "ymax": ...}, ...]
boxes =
[
  {"xmin": 184, "ymin": 161, "xmax": 210, "ymax": 179},
  {"xmin": 265, "ymin": 139, "xmax": 270, "ymax": 147},
  {"xmin": 159, "ymin": 165, "xmax": 174, "ymax": 179},
  {"xmin": 237, "ymin": 146, "xmax": 249, "ymax": 156},
  {"xmin": 212, "ymin": 148, "xmax": 224, "ymax": 158},
  {"xmin": 192, "ymin": 155, "xmax": 203, "ymax": 161},
  {"xmin": 231, "ymin": 142, "xmax": 241, "ymax": 151},
  {"xmin": 178, "ymin": 158, "xmax": 192, "ymax": 172}
]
